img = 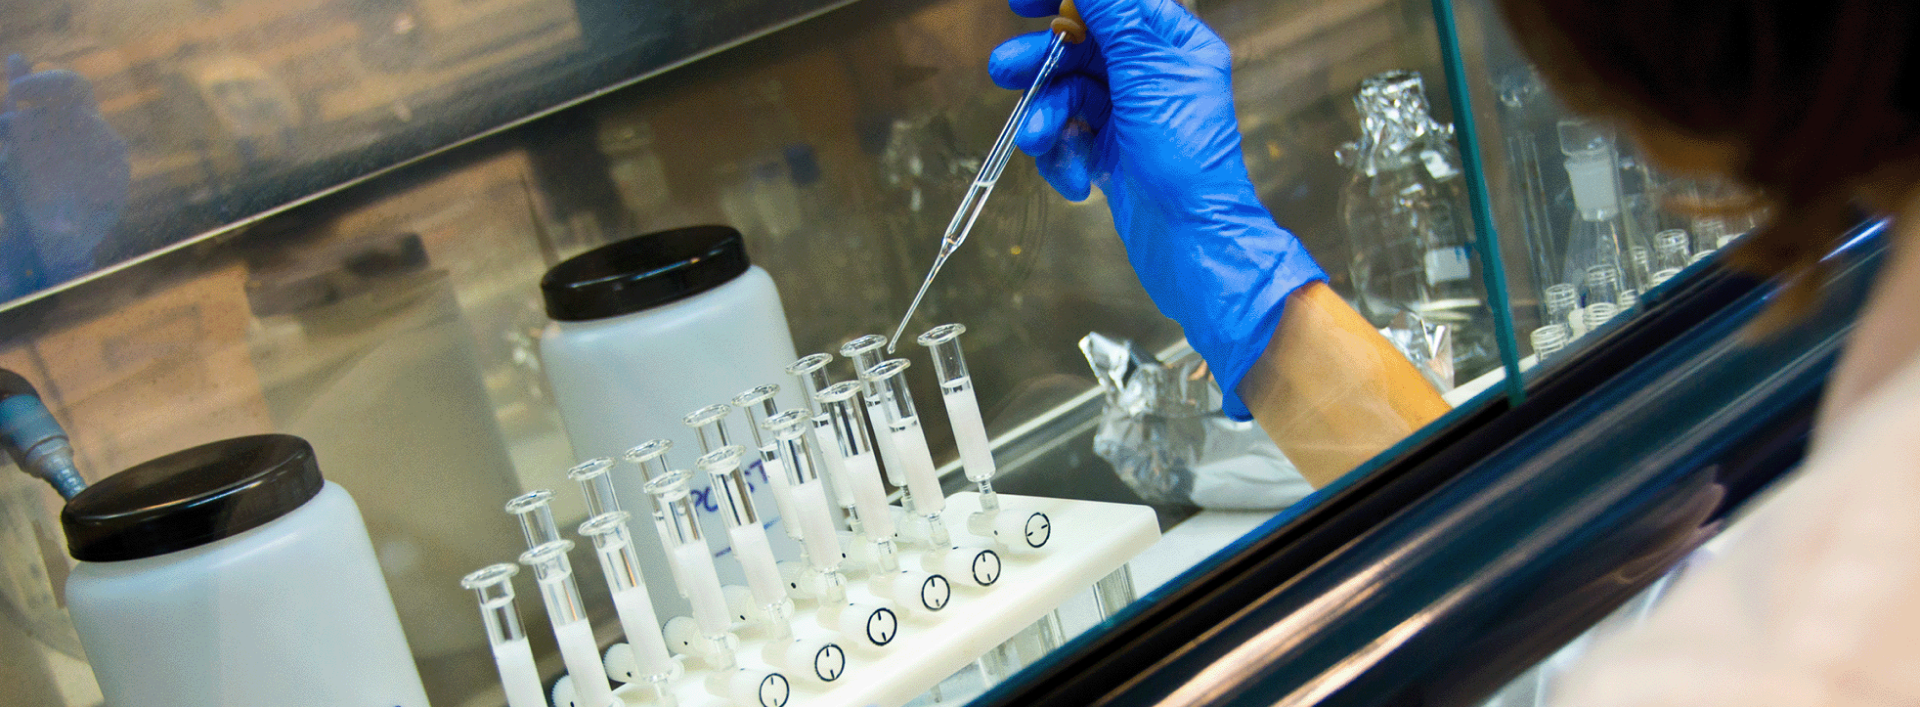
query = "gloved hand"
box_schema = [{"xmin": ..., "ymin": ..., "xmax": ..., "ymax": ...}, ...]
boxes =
[{"xmin": 989, "ymin": 0, "xmax": 1325, "ymax": 420}]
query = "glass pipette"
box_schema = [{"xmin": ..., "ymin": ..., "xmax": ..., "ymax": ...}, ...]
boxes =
[{"xmin": 886, "ymin": 2, "xmax": 1089, "ymax": 352}]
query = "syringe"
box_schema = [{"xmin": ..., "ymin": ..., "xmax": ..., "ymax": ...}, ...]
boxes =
[
  {"xmin": 886, "ymin": 1, "xmax": 1089, "ymax": 352},
  {"xmin": 460, "ymin": 564, "xmax": 547, "ymax": 707},
  {"xmin": 785, "ymin": 353, "xmax": 855, "ymax": 534},
  {"xmin": 764, "ymin": 409, "xmax": 850, "ymax": 603},
  {"xmin": 519, "ymin": 540, "xmax": 624, "ymax": 707},
  {"xmin": 696, "ymin": 445, "xmax": 793, "ymax": 638},
  {"xmin": 622, "ymin": 440, "xmax": 692, "ymax": 598},
  {"xmin": 815, "ymin": 381, "xmax": 901, "ymax": 572},
  {"xmin": 645, "ymin": 470, "xmax": 739, "ymax": 670},
  {"xmin": 918, "ymin": 323, "xmax": 1053, "ymax": 552},
  {"xmin": 731, "ymin": 385, "xmax": 805, "ymax": 548},
  {"xmin": 864, "ymin": 358, "xmax": 951, "ymax": 547},
  {"xmin": 577, "ymin": 512, "xmax": 679, "ymax": 705}
]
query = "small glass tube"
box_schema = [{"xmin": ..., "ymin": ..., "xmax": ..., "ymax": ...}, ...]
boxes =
[
  {"xmin": 683, "ymin": 403, "xmax": 734, "ymax": 454},
  {"xmin": 1651, "ymin": 228, "xmax": 1690, "ymax": 285},
  {"xmin": 577, "ymin": 512, "xmax": 679, "ymax": 703},
  {"xmin": 697, "ymin": 445, "xmax": 796, "ymax": 639},
  {"xmin": 645, "ymin": 469, "xmax": 737, "ymax": 669},
  {"xmin": 841, "ymin": 335, "xmax": 914, "ymax": 501},
  {"xmin": 623, "ymin": 439, "xmax": 689, "ymax": 599},
  {"xmin": 1544, "ymin": 283, "xmax": 1580, "ymax": 333},
  {"xmin": 732, "ymin": 384, "xmax": 804, "ymax": 544},
  {"xmin": 566, "ymin": 458, "xmax": 620, "ymax": 517},
  {"xmin": 1583, "ymin": 264, "xmax": 1622, "ymax": 309},
  {"xmin": 505, "ymin": 490, "xmax": 561, "ymax": 549},
  {"xmin": 461, "ymin": 564, "xmax": 547, "ymax": 707},
  {"xmin": 865, "ymin": 359, "xmax": 951, "ymax": 547},
  {"xmin": 1586, "ymin": 302, "xmax": 1620, "ymax": 331},
  {"xmin": 766, "ymin": 409, "xmax": 849, "ymax": 603},
  {"xmin": 815, "ymin": 381, "xmax": 900, "ymax": 571},
  {"xmin": 1531, "ymin": 324, "xmax": 1569, "ymax": 363},
  {"xmin": 518, "ymin": 540, "xmax": 620, "ymax": 707},
  {"xmin": 917, "ymin": 323, "xmax": 998, "ymax": 512},
  {"xmin": 786, "ymin": 354, "xmax": 854, "ymax": 530}
]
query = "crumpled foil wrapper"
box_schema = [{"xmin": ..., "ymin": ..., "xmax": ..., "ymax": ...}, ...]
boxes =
[
  {"xmin": 1379, "ymin": 309, "xmax": 1455, "ymax": 393},
  {"xmin": 1080, "ymin": 333, "xmax": 1312, "ymax": 510},
  {"xmin": 1335, "ymin": 70, "xmax": 1461, "ymax": 181}
]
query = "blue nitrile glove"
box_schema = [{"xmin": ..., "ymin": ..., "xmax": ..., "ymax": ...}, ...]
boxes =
[
  {"xmin": 989, "ymin": 0, "xmax": 1325, "ymax": 421},
  {"xmin": 0, "ymin": 55, "xmax": 130, "ymax": 290}
]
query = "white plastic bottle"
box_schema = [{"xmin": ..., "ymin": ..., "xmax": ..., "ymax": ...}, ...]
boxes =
[
  {"xmin": 539, "ymin": 225, "xmax": 804, "ymax": 618},
  {"xmin": 61, "ymin": 434, "xmax": 428, "ymax": 707}
]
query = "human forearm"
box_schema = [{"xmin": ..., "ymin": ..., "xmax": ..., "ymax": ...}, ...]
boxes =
[{"xmin": 1237, "ymin": 282, "xmax": 1451, "ymax": 487}]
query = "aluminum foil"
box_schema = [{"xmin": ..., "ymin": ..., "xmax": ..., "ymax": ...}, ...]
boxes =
[
  {"xmin": 1335, "ymin": 70, "xmax": 1460, "ymax": 180},
  {"xmin": 1379, "ymin": 309, "xmax": 1455, "ymax": 394},
  {"xmin": 1080, "ymin": 333, "xmax": 1311, "ymax": 510}
]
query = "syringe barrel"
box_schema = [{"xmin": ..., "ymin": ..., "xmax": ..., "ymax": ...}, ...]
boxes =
[
  {"xmin": 917, "ymin": 324, "xmax": 972, "ymax": 386},
  {"xmin": 461, "ymin": 563, "xmax": 527, "ymax": 647},
  {"xmin": 683, "ymin": 403, "xmax": 734, "ymax": 454},
  {"xmin": 518, "ymin": 540, "xmax": 588, "ymax": 625},
  {"xmin": 567, "ymin": 458, "xmax": 620, "ymax": 518},
  {"xmin": 622, "ymin": 439, "xmax": 674, "ymax": 483},
  {"xmin": 839, "ymin": 336, "xmax": 888, "ymax": 397},
  {"xmin": 697, "ymin": 446, "xmax": 759, "ymax": 529},
  {"xmin": 645, "ymin": 470, "xmax": 704, "ymax": 546},
  {"xmin": 504, "ymin": 490, "xmax": 561, "ymax": 549},
  {"xmin": 865, "ymin": 359, "xmax": 919, "ymax": 426},
  {"xmin": 731, "ymin": 385, "xmax": 781, "ymax": 451},
  {"xmin": 766, "ymin": 410, "xmax": 819, "ymax": 485},
  {"xmin": 815, "ymin": 382, "xmax": 874, "ymax": 459},
  {"xmin": 785, "ymin": 353, "xmax": 835, "ymax": 418},
  {"xmin": 579, "ymin": 512, "xmax": 644, "ymax": 592}
]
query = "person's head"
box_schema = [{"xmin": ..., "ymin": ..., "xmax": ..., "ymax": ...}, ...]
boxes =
[{"xmin": 1495, "ymin": 0, "xmax": 1920, "ymax": 317}]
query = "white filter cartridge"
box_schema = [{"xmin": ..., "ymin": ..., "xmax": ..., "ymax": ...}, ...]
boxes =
[
  {"xmin": 491, "ymin": 637, "xmax": 548, "ymax": 707},
  {"xmin": 943, "ymin": 386, "xmax": 996, "ymax": 481},
  {"xmin": 889, "ymin": 427, "xmax": 947, "ymax": 515},
  {"xmin": 676, "ymin": 543, "xmax": 732, "ymax": 636},
  {"xmin": 794, "ymin": 481, "xmax": 842, "ymax": 568},
  {"xmin": 728, "ymin": 524, "xmax": 787, "ymax": 608},
  {"xmin": 844, "ymin": 454, "xmax": 896, "ymax": 539}
]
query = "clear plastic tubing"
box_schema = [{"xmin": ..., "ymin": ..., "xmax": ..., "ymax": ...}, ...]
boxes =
[
  {"xmin": 697, "ymin": 445, "xmax": 795, "ymax": 639},
  {"xmin": 917, "ymin": 323, "xmax": 998, "ymax": 511},
  {"xmin": 840, "ymin": 335, "xmax": 912, "ymax": 496},
  {"xmin": 645, "ymin": 469, "xmax": 737, "ymax": 669},
  {"xmin": 864, "ymin": 358, "xmax": 951, "ymax": 546},
  {"xmin": 504, "ymin": 489, "xmax": 561, "ymax": 549},
  {"xmin": 623, "ymin": 439, "xmax": 690, "ymax": 599},
  {"xmin": 683, "ymin": 403, "xmax": 735, "ymax": 454},
  {"xmin": 577, "ymin": 512, "xmax": 678, "ymax": 699},
  {"xmin": 732, "ymin": 384, "xmax": 804, "ymax": 543},
  {"xmin": 460, "ymin": 564, "xmax": 547, "ymax": 707},
  {"xmin": 815, "ymin": 381, "xmax": 900, "ymax": 571},
  {"xmin": 518, "ymin": 540, "xmax": 620, "ymax": 707},
  {"xmin": 765, "ymin": 409, "xmax": 849, "ymax": 603},
  {"xmin": 786, "ymin": 353, "xmax": 855, "ymax": 533}
]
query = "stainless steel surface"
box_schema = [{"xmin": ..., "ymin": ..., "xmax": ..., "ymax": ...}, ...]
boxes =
[{"xmin": 0, "ymin": 0, "xmax": 1475, "ymax": 703}]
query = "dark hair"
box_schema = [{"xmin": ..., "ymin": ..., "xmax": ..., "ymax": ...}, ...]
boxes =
[{"xmin": 1495, "ymin": 0, "xmax": 1920, "ymax": 323}]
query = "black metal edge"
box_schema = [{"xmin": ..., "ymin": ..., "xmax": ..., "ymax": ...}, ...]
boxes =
[{"xmin": 972, "ymin": 222, "xmax": 1879, "ymax": 707}]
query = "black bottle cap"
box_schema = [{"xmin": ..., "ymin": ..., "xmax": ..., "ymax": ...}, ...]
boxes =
[
  {"xmin": 61, "ymin": 434, "xmax": 324, "ymax": 562},
  {"xmin": 540, "ymin": 225, "xmax": 751, "ymax": 322}
]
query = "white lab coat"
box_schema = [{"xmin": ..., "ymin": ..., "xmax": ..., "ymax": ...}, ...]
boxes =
[{"xmin": 1556, "ymin": 215, "xmax": 1920, "ymax": 707}]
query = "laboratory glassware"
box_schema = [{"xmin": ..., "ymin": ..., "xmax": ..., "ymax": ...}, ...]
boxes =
[
  {"xmin": 624, "ymin": 439, "xmax": 692, "ymax": 599},
  {"xmin": 505, "ymin": 489, "xmax": 562, "ymax": 549},
  {"xmin": 1530, "ymin": 325, "xmax": 1569, "ymax": 363},
  {"xmin": 461, "ymin": 564, "xmax": 548, "ymax": 707},
  {"xmin": 732, "ymin": 384, "xmax": 806, "ymax": 547},
  {"xmin": 815, "ymin": 380, "xmax": 901, "ymax": 572},
  {"xmin": 863, "ymin": 358, "xmax": 952, "ymax": 547},
  {"xmin": 1558, "ymin": 119, "xmax": 1632, "ymax": 308},
  {"xmin": 645, "ymin": 470, "xmax": 738, "ymax": 669},
  {"xmin": 1337, "ymin": 70, "xmax": 1496, "ymax": 383},
  {"xmin": 567, "ymin": 458, "xmax": 620, "ymax": 517},
  {"xmin": 765, "ymin": 409, "xmax": 851, "ymax": 603},
  {"xmin": 696, "ymin": 445, "xmax": 794, "ymax": 637},
  {"xmin": 519, "ymin": 540, "xmax": 623, "ymax": 707},
  {"xmin": 786, "ymin": 352, "xmax": 854, "ymax": 527},
  {"xmin": 916, "ymin": 323, "xmax": 997, "ymax": 510},
  {"xmin": 887, "ymin": 2, "xmax": 1089, "ymax": 352},
  {"xmin": 1650, "ymin": 229, "xmax": 1691, "ymax": 285},
  {"xmin": 684, "ymin": 403, "xmax": 735, "ymax": 454},
  {"xmin": 841, "ymin": 336, "xmax": 913, "ymax": 507},
  {"xmin": 577, "ymin": 512, "xmax": 680, "ymax": 704}
]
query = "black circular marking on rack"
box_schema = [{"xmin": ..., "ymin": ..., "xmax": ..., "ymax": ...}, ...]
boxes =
[
  {"xmin": 866, "ymin": 606, "xmax": 899, "ymax": 645},
  {"xmin": 972, "ymin": 548, "xmax": 1003, "ymax": 586},
  {"xmin": 921, "ymin": 574, "xmax": 952, "ymax": 610},
  {"xmin": 759, "ymin": 672, "xmax": 791, "ymax": 707},
  {"xmin": 814, "ymin": 643, "xmax": 847, "ymax": 682},
  {"xmin": 1024, "ymin": 512, "xmax": 1051, "ymax": 548}
]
